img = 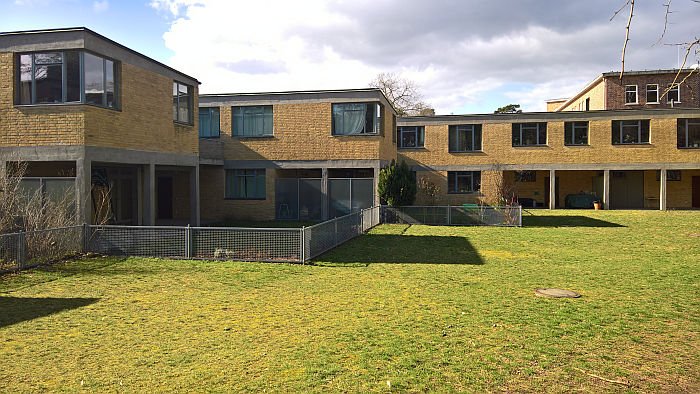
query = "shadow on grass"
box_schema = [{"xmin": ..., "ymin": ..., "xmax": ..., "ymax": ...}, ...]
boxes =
[
  {"xmin": 314, "ymin": 234, "xmax": 484, "ymax": 265},
  {"xmin": 523, "ymin": 215, "xmax": 625, "ymax": 228},
  {"xmin": 0, "ymin": 296, "xmax": 99, "ymax": 328}
]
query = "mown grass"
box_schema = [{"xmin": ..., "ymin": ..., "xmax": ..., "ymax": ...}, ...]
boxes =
[{"xmin": 0, "ymin": 210, "xmax": 698, "ymax": 392}]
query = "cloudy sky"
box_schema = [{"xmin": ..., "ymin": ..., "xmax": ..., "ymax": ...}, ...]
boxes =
[{"xmin": 3, "ymin": 0, "xmax": 699, "ymax": 113}]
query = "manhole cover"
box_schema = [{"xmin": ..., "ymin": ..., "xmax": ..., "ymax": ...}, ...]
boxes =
[{"xmin": 535, "ymin": 288, "xmax": 581, "ymax": 298}]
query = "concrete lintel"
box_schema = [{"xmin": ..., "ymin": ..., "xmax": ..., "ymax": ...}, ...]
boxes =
[
  {"xmin": 86, "ymin": 146, "xmax": 198, "ymax": 167},
  {"xmin": 223, "ymin": 159, "xmax": 382, "ymax": 170},
  {"xmin": 0, "ymin": 146, "xmax": 84, "ymax": 161},
  {"xmin": 411, "ymin": 163, "xmax": 700, "ymax": 172}
]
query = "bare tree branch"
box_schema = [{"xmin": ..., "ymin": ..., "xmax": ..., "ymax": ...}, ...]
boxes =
[
  {"xmin": 654, "ymin": 0, "xmax": 672, "ymax": 46},
  {"xmin": 369, "ymin": 72, "xmax": 434, "ymax": 116},
  {"xmin": 620, "ymin": 0, "xmax": 635, "ymax": 79}
]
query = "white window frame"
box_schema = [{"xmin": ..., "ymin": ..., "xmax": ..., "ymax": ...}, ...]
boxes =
[
  {"xmin": 646, "ymin": 84, "xmax": 659, "ymax": 104},
  {"xmin": 625, "ymin": 85, "xmax": 638, "ymax": 105},
  {"xmin": 667, "ymin": 83, "xmax": 681, "ymax": 104}
]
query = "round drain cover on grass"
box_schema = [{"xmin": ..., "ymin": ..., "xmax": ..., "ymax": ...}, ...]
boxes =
[{"xmin": 535, "ymin": 288, "xmax": 581, "ymax": 298}]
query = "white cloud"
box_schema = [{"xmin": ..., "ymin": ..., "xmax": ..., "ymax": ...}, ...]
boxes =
[
  {"xmin": 151, "ymin": 0, "xmax": 699, "ymax": 114},
  {"xmin": 93, "ymin": 0, "xmax": 108, "ymax": 13}
]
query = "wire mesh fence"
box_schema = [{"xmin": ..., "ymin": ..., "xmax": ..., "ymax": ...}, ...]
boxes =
[
  {"xmin": 381, "ymin": 205, "xmax": 522, "ymax": 227},
  {"xmin": 191, "ymin": 227, "xmax": 302, "ymax": 262},
  {"xmin": 87, "ymin": 225, "xmax": 187, "ymax": 258},
  {"xmin": 0, "ymin": 225, "xmax": 83, "ymax": 273},
  {"xmin": 303, "ymin": 206, "xmax": 381, "ymax": 261}
]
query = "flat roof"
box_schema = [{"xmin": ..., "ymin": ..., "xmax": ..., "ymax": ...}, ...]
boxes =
[
  {"xmin": 601, "ymin": 68, "xmax": 696, "ymax": 78},
  {"xmin": 0, "ymin": 27, "xmax": 199, "ymax": 85}
]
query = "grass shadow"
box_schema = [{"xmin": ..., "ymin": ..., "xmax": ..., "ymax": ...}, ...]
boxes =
[
  {"xmin": 0, "ymin": 296, "xmax": 99, "ymax": 328},
  {"xmin": 314, "ymin": 234, "xmax": 484, "ymax": 265},
  {"xmin": 523, "ymin": 215, "xmax": 625, "ymax": 228}
]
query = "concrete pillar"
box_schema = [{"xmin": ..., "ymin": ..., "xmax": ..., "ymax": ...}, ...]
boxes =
[
  {"xmin": 0, "ymin": 160, "xmax": 6, "ymax": 179},
  {"xmin": 659, "ymin": 169, "xmax": 667, "ymax": 211},
  {"xmin": 189, "ymin": 165, "xmax": 200, "ymax": 225},
  {"xmin": 76, "ymin": 157, "xmax": 92, "ymax": 225},
  {"xmin": 321, "ymin": 167, "xmax": 329, "ymax": 220},
  {"xmin": 548, "ymin": 169, "xmax": 556, "ymax": 210},
  {"xmin": 136, "ymin": 167, "xmax": 143, "ymax": 225},
  {"xmin": 603, "ymin": 169, "xmax": 610, "ymax": 210},
  {"xmin": 143, "ymin": 163, "xmax": 156, "ymax": 225},
  {"xmin": 374, "ymin": 165, "xmax": 381, "ymax": 207}
]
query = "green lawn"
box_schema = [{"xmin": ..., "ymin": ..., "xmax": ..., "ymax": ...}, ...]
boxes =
[{"xmin": 1, "ymin": 210, "xmax": 699, "ymax": 392}]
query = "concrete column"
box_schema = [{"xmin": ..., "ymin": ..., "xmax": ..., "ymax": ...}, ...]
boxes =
[
  {"xmin": 76, "ymin": 157, "xmax": 92, "ymax": 225},
  {"xmin": 321, "ymin": 167, "xmax": 329, "ymax": 220},
  {"xmin": 659, "ymin": 169, "xmax": 667, "ymax": 211},
  {"xmin": 374, "ymin": 165, "xmax": 381, "ymax": 207},
  {"xmin": 136, "ymin": 167, "xmax": 143, "ymax": 225},
  {"xmin": 0, "ymin": 160, "xmax": 6, "ymax": 179},
  {"xmin": 189, "ymin": 165, "xmax": 200, "ymax": 225},
  {"xmin": 549, "ymin": 169, "xmax": 556, "ymax": 210},
  {"xmin": 143, "ymin": 163, "xmax": 156, "ymax": 225},
  {"xmin": 603, "ymin": 169, "xmax": 610, "ymax": 210}
]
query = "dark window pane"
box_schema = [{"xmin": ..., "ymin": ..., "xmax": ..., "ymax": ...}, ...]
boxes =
[
  {"xmin": 688, "ymin": 121, "xmax": 700, "ymax": 148},
  {"xmin": 565, "ymin": 122, "xmax": 573, "ymax": 144},
  {"xmin": 19, "ymin": 54, "xmax": 32, "ymax": 104},
  {"xmin": 34, "ymin": 63, "xmax": 62, "ymax": 103},
  {"xmin": 646, "ymin": 85, "xmax": 658, "ymax": 103},
  {"xmin": 474, "ymin": 126, "xmax": 482, "ymax": 150},
  {"xmin": 34, "ymin": 52, "xmax": 62, "ymax": 64},
  {"xmin": 512, "ymin": 124, "xmax": 520, "ymax": 146},
  {"xmin": 538, "ymin": 123, "xmax": 547, "ymax": 145},
  {"xmin": 105, "ymin": 59, "xmax": 115, "ymax": 107},
  {"xmin": 65, "ymin": 52, "xmax": 81, "ymax": 102},
  {"xmin": 84, "ymin": 52, "xmax": 105, "ymax": 105},
  {"xmin": 640, "ymin": 120, "xmax": 650, "ymax": 143}
]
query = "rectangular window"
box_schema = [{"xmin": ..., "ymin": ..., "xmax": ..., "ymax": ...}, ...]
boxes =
[
  {"xmin": 332, "ymin": 103, "xmax": 381, "ymax": 135},
  {"xmin": 625, "ymin": 85, "xmax": 638, "ymax": 104},
  {"xmin": 232, "ymin": 105, "xmax": 273, "ymax": 137},
  {"xmin": 449, "ymin": 124, "xmax": 482, "ymax": 152},
  {"xmin": 199, "ymin": 107, "xmax": 220, "ymax": 138},
  {"xmin": 514, "ymin": 170, "xmax": 536, "ymax": 182},
  {"xmin": 564, "ymin": 121, "xmax": 589, "ymax": 145},
  {"xmin": 646, "ymin": 84, "xmax": 659, "ymax": 103},
  {"xmin": 612, "ymin": 120, "xmax": 650, "ymax": 144},
  {"xmin": 397, "ymin": 126, "xmax": 424, "ymax": 148},
  {"xmin": 667, "ymin": 83, "xmax": 680, "ymax": 103},
  {"xmin": 677, "ymin": 118, "xmax": 700, "ymax": 148},
  {"xmin": 447, "ymin": 171, "xmax": 481, "ymax": 193},
  {"xmin": 225, "ymin": 169, "xmax": 266, "ymax": 199},
  {"xmin": 656, "ymin": 170, "xmax": 682, "ymax": 181},
  {"xmin": 512, "ymin": 122, "xmax": 547, "ymax": 146},
  {"xmin": 173, "ymin": 81, "xmax": 193, "ymax": 124},
  {"xmin": 17, "ymin": 51, "xmax": 117, "ymax": 108}
]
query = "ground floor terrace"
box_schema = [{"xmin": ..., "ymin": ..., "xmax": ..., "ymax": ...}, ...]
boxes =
[
  {"xmin": 199, "ymin": 160, "xmax": 385, "ymax": 224},
  {"xmin": 412, "ymin": 165, "xmax": 700, "ymax": 210},
  {"xmin": 0, "ymin": 146, "xmax": 200, "ymax": 226}
]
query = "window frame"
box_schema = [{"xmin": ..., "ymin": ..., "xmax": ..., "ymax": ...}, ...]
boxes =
[
  {"xmin": 173, "ymin": 81, "xmax": 193, "ymax": 125},
  {"xmin": 564, "ymin": 121, "xmax": 589, "ymax": 146},
  {"xmin": 225, "ymin": 169, "xmax": 266, "ymax": 200},
  {"xmin": 667, "ymin": 83, "xmax": 681, "ymax": 104},
  {"xmin": 646, "ymin": 84, "xmax": 659, "ymax": 104},
  {"xmin": 447, "ymin": 171, "xmax": 481, "ymax": 194},
  {"xmin": 198, "ymin": 107, "xmax": 221, "ymax": 138},
  {"xmin": 331, "ymin": 102, "xmax": 382, "ymax": 136},
  {"xmin": 512, "ymin": 122, "xmax": 547, "ymax": 147},
  {"xmin": 16, "ymin": 50, "xmax": 119, "ymax": 110},
  {"xmin": 449, "ymin": 124, "xmax": 483, "ymax": 152},
  {"xmin": 514, "ymin": 170, "xmax": 536, "ymax": 182},
  {"xmin": 612, "ymin": 120, "xmax": 651, "ymax": 145},
  {"xmin": 677, "ymin": 118, "xmax": 700, "ymax": 149},
  {"xmin": 232, "ymin": 105, "xmax": 274, "ymax": 137},
  {"xmin": 396, "ymin": 126, "xmax": 425, "ymax": 149},
  {"xmin": 656, "ymin": 170, "xmax": 682, "ymax": 182},
  {"xmin": 625, "ymin": 85, "xmax": 638, "ymax": 105}
]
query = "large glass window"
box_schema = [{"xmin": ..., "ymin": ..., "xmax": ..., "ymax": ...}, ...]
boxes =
[
  {"xmin": 17, "ymin": 51, "xmax": 117, "ymax": 108},
  {"xmin": 512, "ymin": 123, "xmax": 547, "ymax": 146},
  {"xmin": 564, "ymin": 121, "xmax": 589, "ymax": 145},
  {"xmin": 397, "ymin": 126, "xmax": 424, "ymax": 148},
  {"xmin": 199, "ymin": 107, "xmax": 220, "ymax": 138},
  {"xmin": 612, "ymin": 120, "xmax": 650, "ymax": 144},
  {"xmin": 232, "ymin": 106, "xmax": 273, "ymax": 137},
  {"xmin": 677, "ymin": 118, "xmax": 700, "ymax": 148},
  {"xmin": 447, "ymin": 171, "xmax": 481, "ymax": 193},
  {"xmin": 625, "ymin": 85, "xmax": 638, "ymax": 104},
  {"xmin": 173, "ymin": 81, "xmax": 193, "ymax": 124},
  {"xmin": 646, "ymin": 84, "xmax": 659, "ymax": 103},
  {"xmin": 332, "ymin": 103, "xmax": 382, "ymax": 135},
  {"xmin": 449, "ymin": 124, "xmax": 482, "ymax": 152},
  {"xmin": 225, "ymin": 169, "xmax": 266, "ymax": 199}
]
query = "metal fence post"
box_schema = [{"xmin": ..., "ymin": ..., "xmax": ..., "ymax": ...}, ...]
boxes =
[
  {"xmin": 447, "ymin": 205, "xmax": 451, "ymax": 225},
  {"xmin": 334, "ymin": 218, "xmax": 338, "ymax": 246},
  {"xmin": 16, "ymin": 231, "xmax": 25, "ymax": 269},
  {"xmin": 519, "ymin": 206, "xmax": 523, "ymax": 227},
  {"xmin": 300, "ymin": 227, "xmax": 305, "ymax": 264},
  {"xmin": 82, "ymin": 223, "xmax": 89, "ymax": 253},
  {"xmin": 185, "ymin": 225, "xmax": 191, "ymax": 259}
]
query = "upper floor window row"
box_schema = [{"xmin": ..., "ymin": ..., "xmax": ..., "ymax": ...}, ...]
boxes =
[
  {"xmin": 677, "ymin": 118, "xmax": 700, "ymax": 149},
  {"xmin": 199, "ymin": 107, "xmax": 220, "ymax": 138},
  {"xmin": 512, "ymin": 122, "xmax": 547, "ymax": 147},
  {"xmin": 449, "ymin": 124, "xmax": 482, "ymax": 152},
  {"xmin": 233, "ymin": 105, "xmax": 273, "ymax": 137},
  {"xmin": 173, "ymin": 81, "xmax": 193, "ymax": 124},
  {"xmin": 397, "ymin": 126, "xmax": 424, "ymax": 148},
  {"xmin": 332, "ymin": 103, "xmax": 382, "ymax": 135},
  {"xmin": 18, "ymin": 51, "xmax": 118, "ymax": 109},
  {"xmin": 612, "ymin": 120, "xmax": 650, "ymax": 145},
  {"xmin": 629, "ymin": 83, "xmax": 680, "ymax": 105}
]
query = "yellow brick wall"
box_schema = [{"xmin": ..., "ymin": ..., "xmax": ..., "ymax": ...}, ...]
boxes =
[
  {"xmin": 217, "ymin": 102, "xmax": 391, "ymax": 161},
  {"xmin": 643, "ymin": 169, "xmax": 700, "ymax": 209},
  {"xmin": 199, "ymin": 166, "xmax": 276, "ymax": 222},
  {"xmin": 558, "ymin": 79, "xmax": 606, "ymax": 112},
  {"xmin": 399, "ymin": 116, "xmax": 700, "ymax": 168}
]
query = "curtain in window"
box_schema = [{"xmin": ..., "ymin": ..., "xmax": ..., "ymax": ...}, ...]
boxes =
[{"xmin": 334, "ymin": 104, "xmax": 367, "ymax": 134}]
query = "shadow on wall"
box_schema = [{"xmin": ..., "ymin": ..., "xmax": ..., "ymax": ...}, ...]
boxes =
[
  {"xmin": 0, "ymin": 296, "xmax": 99, "ymax": 328},
  {"xmin": 523, "ymin": 215, "xmax": 625, "ymax": 228},
  {"xmin": 315, "ymin": 234, "xmax": 484, "ymax": 265}
]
